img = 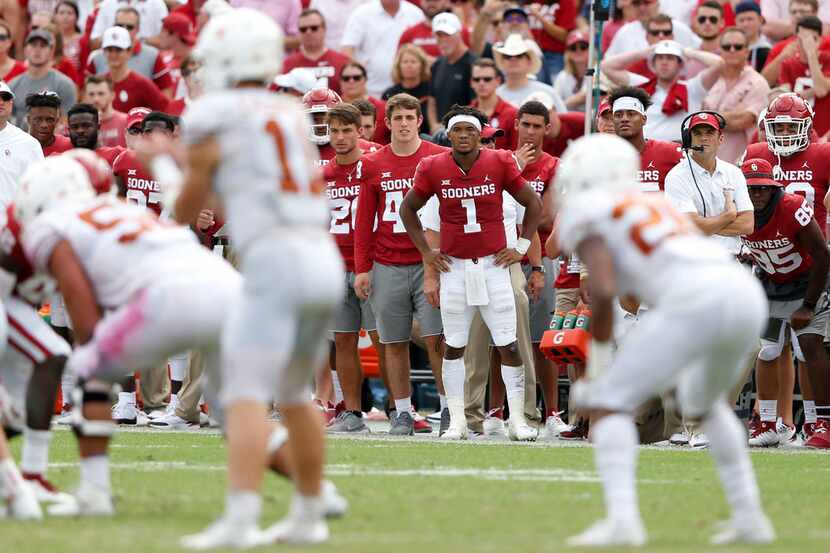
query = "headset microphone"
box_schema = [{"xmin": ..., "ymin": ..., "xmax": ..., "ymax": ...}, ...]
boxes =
[{"xmin": 679, "ymin": 111, "xmax": 727, "ymax": 218}]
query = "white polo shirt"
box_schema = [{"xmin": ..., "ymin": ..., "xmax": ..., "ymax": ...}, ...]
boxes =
[
  {"xmin": 605, "ymin": 19, "xmax": 701, "ymax": 57},
  {"xmin": 0, "ymin": 122, "xmax": 45, "ymax": 209},
  {"xmin": 311, "ymin": 0, "xmax": 371, "ymax": 51},
  {"xmin": 91, "ymin": 0, "xmax": 169, "ymax": 41},
  {"xmin": 664, "ymin": 155, "xmax": 752, "ymax": 255},
  {"xmin": 627, "ymin": 72, "xmax": 708, "ymax": 142},
  {"xmin": 341, "ymin": 0, "xmax": 424, "ymax": 97},
  {"xmin": 422, "ymin": 193, "xmax": 522, "ymax": 248}
]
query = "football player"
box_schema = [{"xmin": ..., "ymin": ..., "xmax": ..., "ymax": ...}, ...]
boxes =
[
  {"xmin": 558, "ymin": 134, "xmax": 773, "ymax": 547},
  {"xmin": 352, "ymin": 93, "xmax": 447, "ymax": 435},
  {"xmin": 143, "ymin": 9, "xmax": 344, "ymax": 547},
  {"xmin": 66, "ymin": 103, "xmax": 126, "ymax": 166},
  {"xmin": 399, "ymin": 105, "xmax": 543, "ymax": 440},
  {"xmin": 303, "ymin": 87, "xmax": 380, "ymax": 167},
  {"xmin": 741, "ymin": 158, "xmax": 830, "ymax": 449}
]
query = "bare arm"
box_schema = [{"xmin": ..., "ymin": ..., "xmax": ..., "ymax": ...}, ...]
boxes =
[
  {"xmin": 423, "ymin": 228, "xmax": 441, "ymax": 307},
  {"xmin": 48, "ymin": 240, "xmax": 102, "ymax": 345},
  {"xmin": 575, "ymin": 235, "xmax": 616, "ymax": 342},
  {"xmin": 685, "ymin": 210, "xmax": 737, "ymax": 235},
  {"xmin": 684, "ymin": 47, "xmax": 726, "ymax": 90},
  {"xmin": 722, "ymin": 111, "xmax": 757, "ymax": 131},
  {"xmin": 805, "ymin": 47, "xmax": 830, "ymax": 98},
  {"xmin": 600, "ymin": 48, "xmax": 648, "ymax": 86},
  {"xmin": 718, "ymin": 210, "xmax": 754, "ymax": 236},
  {"xmin": 761, "ymin": 41, "xmax": 798, "ymax": 87},
  {"xmin": 528, "ymin": 3, "xmax": 568, "ymax": 42},
  {"xmin": 173, "ymin": 139, "xmax": 221, "ymax": 226}
]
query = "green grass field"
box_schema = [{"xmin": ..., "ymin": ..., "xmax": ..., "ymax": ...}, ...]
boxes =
[{"xmin": 3, "ymin": 428, "xmax": 829, "ymax": 553}]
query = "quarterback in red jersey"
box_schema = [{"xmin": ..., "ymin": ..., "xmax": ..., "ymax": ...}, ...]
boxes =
[
  {"xmin": 353, "ymin": 93, "xmax": 446, "ymax": 436},
  {"xmin": 741, "ymin": 158, "xmax": 830, "ymax": 449},
  {"xmin": 400, "ymin": 105, "xmax": 542, "ymax": 440},
  {"xmin": 744, "ymin": 93, "xmax": 830, "ymax": 236},
  {"xmin": 608, "ymin": 87, "xmax": 683, "ymax": 193}
]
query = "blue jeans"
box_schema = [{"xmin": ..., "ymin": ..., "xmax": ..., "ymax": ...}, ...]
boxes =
[{"xmin": 537, "ymin": 51, "xmax": 565, "ymax": 85}]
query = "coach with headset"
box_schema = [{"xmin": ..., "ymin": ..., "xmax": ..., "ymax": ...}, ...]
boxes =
[{"xmin": 664, "ymin": 111, "xmax": 754, "ymax": 255}]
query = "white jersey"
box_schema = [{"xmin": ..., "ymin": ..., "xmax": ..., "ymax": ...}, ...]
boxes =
[
  {"xmin": 22, "ymin": 196, "xmax": 203, "ymax": 309},
  {"xmin": 182, "ymin": 89, "xmax": 329, "ymax": 251},
  {"xmin": 558, "ymin": 191, "xmax": 731, "ymax": 307}
]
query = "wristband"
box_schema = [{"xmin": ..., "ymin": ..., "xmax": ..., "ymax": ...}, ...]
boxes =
[{"xmin": 515, "ymin": 237, "xmax": 531, "ymax": 256}]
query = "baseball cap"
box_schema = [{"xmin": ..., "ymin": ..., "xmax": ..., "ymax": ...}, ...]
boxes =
[
  {"xmin": 127, "ymin": 107, "xmax": 151, "ymax": 130},
  {"xmin": 481, "ymin": 125, "xmax": 505, "ymax": 140},
  {"xmin": 735, "ymin": 1, "xmax": 762, "ymax": 16},
  {"xmin": 688, "ymin": 112, "xmax": 720, "ymax": 130},
  {"xmin": 0, "ymin": 80, "xmax": 13, "ymax": 100},
  {"xmin": 163, "ymin": 13, "xmax": 196, "ymax": 46},
  {"xmin": 648, "ymin": 39, "xmax": 685, "ymax": 69},
  {"xmin": 26, "ymin": 28, "xmax": 54, "ymax": 46},
  {"xmin": 741, "ymin": 158, "xmax": 781, "ymax": 187},
  {"xmin": 502, "ymin": 7, "xmax": 528, "ymax": 20},
  {"xmin": 432, "ymin": 12, "xmax": 462, "ymax": 36},
  {"xmin": 566, "ymin": 30, "xmax": 589, "ymax": 48},
  {"xmin": 597, "ymin": 98, "xmax": 611, "ymax": 117},
  {"xmin": 102, "ymin": 26, "xmax": 132, "ymax": 50}
]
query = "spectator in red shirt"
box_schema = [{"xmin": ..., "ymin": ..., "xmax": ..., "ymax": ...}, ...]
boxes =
[
  {"xmin": 83, "ymin": 74, "xmax": 127, "ymax": 147},
  {"xmin": 526, "ymin": 0, "xmax": 577, "ymax": 85},
  {"xmin": 165, "ymin": 56, "xmax": 202, "ymax": 116},
  {"xmin": 340, "ymin": 61, "xmax": 389, "ymax": 144},
  {"xmin": 469, "ymin": 57, "xmax": 517, "ymax": 150},
  {"xmin": 54, "ymin": 1, "xmax": 83, "ymax": 74},
  {"xmin": 778, "ymin": 16, "xmax": 830, "ymax": 136},
  {"xmin": 25, "ymin": 90, "xmax": 71, "ymax": 156},
  {"xmin": 158, "ymin": 13, "xmax": 195, "ymax": 100},
  {"xmin": 761, "ymin": 0, "xmax": 828, "ymax": 86},
  {"xmin": 101, "ymin": 26, "xmax": 168, "ymax": 113},
  {"xmin": 0, "ymin": 19, "xmax": 24, "ymax": 82},
  {"xmin": 398, "ymin": 0, "xmax": 471, "ymax": 59},
  {"xmin": 282, "ymin": 8, "xmax": 349, "ymax": 94}
]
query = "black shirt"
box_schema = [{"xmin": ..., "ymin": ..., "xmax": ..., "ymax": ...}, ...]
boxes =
[
  {"xmin": 430, "ymin": 50, "xmax": 477, "ymax": 123},
  {"xmin": 382, "ymin": 82, "xmax": 431, "ymax": 134}
]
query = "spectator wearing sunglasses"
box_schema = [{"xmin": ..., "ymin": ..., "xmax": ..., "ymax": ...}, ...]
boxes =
[
  {"xmin": 87, "ymin": 6, "xmax": 175, "ymax": 96},
  {"xmin": 606, "ymin": 0, "xmax": 701, "ymax": 57},
  {"xmin": 339, "ymin": 61, "xmax": 390, "ymax": 144},
  {"xmin": 625, "ymin": 13, "xmax": 673, "ymax": 79},
  {"xmin": 90, "ymin": 0, "xmax": 169, "ymax": 49},
  {"xmin": 694, "ymin": 1, "xmax": 725, "ymax": 53},
  {"xmin": 552, "ymin": 30, "xmax": 591, "ymax": 112},
  {"xmin": 702, "ymin": 27, "xmax": 769, "ymax": 163},
  {"xmin": 283, "ymin": 9, "xmax": 349, "ymax": 95},
  {"xmin": 469, "ymin": 57, "xmax": 516, "ymax": 150},
  {"xmin": 0, "ymin": 19, "xmax": 24, "ymax": 83}
]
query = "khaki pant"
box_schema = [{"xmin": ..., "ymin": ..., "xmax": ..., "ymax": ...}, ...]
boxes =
[
  {"xmin": 139, "ymin": 363, "xmax": 170, "ymax": 410},
  {"xmin": 175, "ymin": 350, "xmax": 204, "ymax": 424},
  {"xmin": 464, "ymin": 263, "xmax": 537, "ymax": 433}
]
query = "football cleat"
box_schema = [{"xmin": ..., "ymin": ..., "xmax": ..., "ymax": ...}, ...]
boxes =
[
  {"xmin": 689, "ymin": 432, "xmax": 709, "ymax": 449},
  {"xmin": 149, "ymin": 413, "xmax": 199, "ymax": 430},
  {"xmin": 326, "ymin": 411, "xmax": 369, "ymax": 433},
  {"xmin": 482, "ymin": 409, "xmax": 505, "ymax": 437},
  {"xmin": 5, "ymin": 480, "xmax": 42, "ymax": 520},
  {"xmin": 22, "ymin": 473, "xmax": 74, "ymax": 504},
  {"xmin": 559, "ymin": 421, "xmax": 588, "ymax": 441},
  {"xmin": 566, "ymin": 517, "xmax": 647, "ymax": 548},
  {"xmin": 441, "ymin": 425, "xmax": 468, "ymax": 440},
  {"xmin": 710, "ymin": 514, "xmax": 775, "ymax": 545},
  {"xmin": 669, "ymin": 430, "xmax": 690, "ymax": 446},
  {"xmin": 262, "ymin": 515, "xmax": 329, "ymax": 546},
  {"xmin": 748, "ymin": 420, "xmax": 779, "ymax": 447},
  {"xmin": 544, "ymin": 411, "xmax": 570, "ymax": 438},
  {"xmin": 180, "ymin": 517, "xmax": 265, "ymax": 550},
  {"xmin": 801, "ymin": 421, "xmax": 817, "ymax": 442},
  {"xmin": 507, "ymin": 418, "xmax": 538, "ymax": 442},
  {"xmin": 776, "ymin": 419, "xmax": 797, "ymax": 446},
  {"xmin": 48, "ymin": 484, "xmax": 114, "ymax": 517}
]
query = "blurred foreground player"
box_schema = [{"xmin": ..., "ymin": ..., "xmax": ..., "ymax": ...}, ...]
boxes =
[{"xmin": 557, "ymin": 134, "xmax": 774, "ymax": 547}]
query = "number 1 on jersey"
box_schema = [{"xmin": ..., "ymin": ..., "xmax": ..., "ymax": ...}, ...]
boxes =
[{"xmin": 461, "ymin": 198, "xmax": 481, "ymax": 233}]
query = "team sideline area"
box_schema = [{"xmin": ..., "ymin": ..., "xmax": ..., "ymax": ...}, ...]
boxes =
[{"xmin": 3, "ymin": 426, "xmax": 827, "ymax": 553}]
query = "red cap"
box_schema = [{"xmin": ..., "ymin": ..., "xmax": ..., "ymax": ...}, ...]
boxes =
[
  {"xmin": 597, "ymin": 98, "xmax": 611, "ymax": 116},
  {"xmin": 566, "ymin": 30, "xmax": 589, "ymax": 48},
  {"xmin": 741, "ymin": 158, "xmax": 781, "ymax": 187},
  {"xmin": 481, "ymin": 125, "xmax": 505, "ymax": 139},
  {"xmin": 127, "ymin": 107, "xmax": 151, "ymax": 130},
  {"xmin": 163, "ymin": 13, "xmax": 196, "ymax": 46},
  {"xmin": 688, "ymin": 112, "xmax": 720, "ymax": 130}
]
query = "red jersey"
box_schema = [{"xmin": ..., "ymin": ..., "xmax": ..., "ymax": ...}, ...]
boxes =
[
  {"xmin": 324, "ymin": 158, "xmax": 364, "ymax": 272},
  {"xmin": 99, "ymin": 111, "xmax": 128, "ymax": 147},
  {"xmin": 368, "ymin": 96, "xmax": 390, "ymax": 145},
  {"xmin": 110, "ymin": 70, "xmax": 169, "ymax": 113},
  {"xmin": 528, "ymin": 0, "xmax": 577, "ymax": 54},
  {"xmin": 1, "ymin": 60, "xmax": 25, "ymax": 82},
  {"xmin": 0, "ymin": 205, "xmax": 53, "ymax": 305},
  {"xmin": 554, "ymin": 256, "xmax": 580, "ymax": 289},
  {"xmin": 779, "ymin": 53, "xmax": 830, "ymax": 136},
  {"xmin": 742, "ymin": 193, "xmax": 814, "ymax": 285},
  {"xmin": 95, "ymin": 146, "xmax": 126, "ymax": 167},
  {"xmin": 166, "ymin": 98, "xmax": 186, "ymax": 116},
  {"xmin": 638, "ymin": 139, "xmax": 683, "ymax": 192},
  {"xmin": 398, "ymin": 22, "xmax": 472, "ymax": 58},
  {"xmin": 745, "ymin": 141, "xmax": 830, "ymax": 235},
  {"xmin": 113, "ymin": 149, "xmax": 162, "ymax": 215},
  {"xmin": 521, "ymin": 152, "xmax": 558, "ymax": 246},
  {"xmin": 470, "ymin": 97, "xmax": 517, "ymax": 151},
  {"xmin": 542, "ymin": 112, "xmax": 585, "ymax": 157},
  {"xmin": 282, "ymin": 49, "xmax": 350, "ymax": 95},
  {"xmin": 42, "ymin": 134, "xmax": 73, "ymax": 157},
  {"xmin": 412, "ymin": 149, "xmax": 525, "ymax": 259},
  {"xmin": 354, "ymin": 140, "xmax": 448, "ymax": 273}
]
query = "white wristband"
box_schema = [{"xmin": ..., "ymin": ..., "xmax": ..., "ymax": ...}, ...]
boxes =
[
  {"xmin": 515, "ymin": 237, "xmax": 531, "ymax": 256},
  {"xmin": 587, "ymin": 339, "xmax": 613, "ymax": 379},
  {"xmin": 150, "ymin": 155, "xmax": 184, "ymax": 215}
]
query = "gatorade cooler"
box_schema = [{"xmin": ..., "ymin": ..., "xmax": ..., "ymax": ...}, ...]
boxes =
[
  {"xmin": 540, "ymin": 328, "xmax": 591, "ymax": 365},
  {"xmin": 357, "ymin": 329, "xmax": 380, "ymax": 378}
]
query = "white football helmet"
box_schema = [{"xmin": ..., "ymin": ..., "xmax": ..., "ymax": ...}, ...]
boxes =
[
  {"xmin": 554, "ymin": 133, "xmax": 640, "ymax": 200},
  {"xmin": 14, "ymin": 157, "xmax": 95, "ymax": 228},
  {"xmin": 194, "ymin": 7, "xmax": 283, "ymax": 92}
]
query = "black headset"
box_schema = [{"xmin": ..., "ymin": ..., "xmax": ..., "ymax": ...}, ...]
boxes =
[{"xmin": 679, "ymin": 110, "xmax": 726, "ymax": 217}]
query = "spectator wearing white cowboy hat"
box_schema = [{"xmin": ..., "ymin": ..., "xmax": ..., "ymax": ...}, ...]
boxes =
[{"xmin": 494, "ymin": 33, "xmax": 566, "ymax": 112}]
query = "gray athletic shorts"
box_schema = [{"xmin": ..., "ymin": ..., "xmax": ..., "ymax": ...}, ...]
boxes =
[
  {"xmin": 767, "ymin": 290, "xmax": 830, "ymax": 338},
  {"xmin": 369, "ymin": 262, "xmax": 443, "ymax": 344},
  {"xmin": 522, "ymin": 257, "xmax": 555, "ymax": 343},
  {"xmin": 333, "ymin": 272, "xmax": 377, "ymax": 333}
]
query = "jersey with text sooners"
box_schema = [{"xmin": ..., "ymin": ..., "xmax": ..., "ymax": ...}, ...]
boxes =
[
  {"xmin": 113, "ymin": 150, "xmax": 162, "ymax": 215},
  {"xmin": 22, "ymin": 197, "xmax": 201, "ymax": 309},
  {"xmin": 324, "ymin": 158, "xmax": 366, "ymax": 272},
  {"xmin": 745, "ymin": 141, "xmax": 830, "ymax": 235},
  {"xmin": 558, "ymin": 192, "xmax": 728, "ymax": 306},
  {"xmin": 638, "ymin": 139, "xmax": 683, "ymax": 193},
  {"xmin": 522, "ymin": 152, "xmax": 558, "ymax": 246},
  {"xmin": 183, "ymin": 90, "xmax": 329, "ymax": 250},
  {"xmin": 354, "ymin": 140, "xmax": 448, "ymax": 273},
  {"xmin": 742, "ymin": 193, "xmax": 814, "ymax": 284},
  {"xmin": 412, "ymin": 149, "xmax": 525, "ymax": 259}
]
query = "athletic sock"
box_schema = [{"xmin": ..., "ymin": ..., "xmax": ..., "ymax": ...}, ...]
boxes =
[
  {"xmin": 393, "ymin": 398, "xmax": 412, "ymax": 417},
  {"xmin": 226, "ymin": 490, "xmax": 262, "ymax": 525},
  {"xmin": 331, "ymin": 370, "xmax": 344, "ymax": 405},
  {"xmin": 80, "ymin": 455, "xmax": 111, "ymax": 495},
  {"xmin": 441, "ymin": 357, "xmax": 466, "ymax": 426},
  {"xmin": 438, "ymin": 394, "xmax": 447, "ymax": 411},
  {"xmin": 290, "ymin": 492, "xmax": 325, "ymax": 520},
  {"xmin": 500, "ymin": 364, "xmax": 525, "ymax": 422},
  {"xmin": 20, "ymin": 429, "xmax": 51, "ymax": 476},
  {"xmin": 592, "ymin": 414, "xmax": 640, "ymax": 523},
  {"xmin": 803, "ymin": 400, "xmax": 817, "ymax": 424},
  {"xmin": 758, "ymin": 400, "xmax": 777, "ymax": 423}
]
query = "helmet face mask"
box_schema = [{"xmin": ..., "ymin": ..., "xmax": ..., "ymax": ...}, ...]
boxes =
[
  {"xmin": 301, "ymin": 88, "xmax": 342, "ymax": 145},
  {"xmin": 764, "ymin": 93, "xmax": 813, "ymax": 157}
]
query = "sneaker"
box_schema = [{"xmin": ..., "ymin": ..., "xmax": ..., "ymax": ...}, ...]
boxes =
[
  {"xmin": 111, "ymin": 400, "xmax": 139, "ymax": 424},
  {"xmin": 776, "ymin": 418, "xmax": 797, "ymax": 446},
  {"xmin": 5, "ymin": 480, "xmax": 42, "ymax": 520},
  {"xmin": 321, "ymin": 480, "xmax": 348, "ymax": 518},
  {"xmin": 426, "ymin": 409, "xmax": 443, "ymax": 423},
  {"xmin": 748, "ymin": 420, "xmax": 779, "ymax": 447},
  {"xmin": 262, "ymin": 515, "xmax": 329, "ymax": 546},
  {"xmin": 55, "ymin": 406, "xmax": 73, "ymax": 426},
  {"xmin": 804, "ymin": 419, "xmax": 830, "ymax": 449},
  {"xmin": 438, "ymin": 407, "xmax": 450, "ymax": 437},
  {"xmin": 559, "ymin": 421, "xmax": 588, "ymax": 441},
  {"xmin": 180, "ymin": 517, "xmax": 265, "ymax": 550},
  {"xmin": 411, "ymin": 409, "xmax": 433, "ymax": 434},
  {"xmin": 801, "ymin": 421, "xmax": 817, "ymax": 442},
  {"xmin": 544, "ymin": 412, "xmax": 570, "ymax": 438},
  {"xmin": 710, "ymin": 514, "xmax": 775, "ymax": 545},
  {"xmin": 441, "ymin": 424, "xmax": 468, "ymax": 440},
  {"xmin": 149, "ymin": 413, "xmax": 199, "ymax": 430},
  {"xmin": 566, "ymin": 517, "xmax": 647, "ymax": 547},
  {"xmin": 22, "ymin": 474, "xmax": 74, "ymax": 504},
  {"xmin": 48, "ymin": 484, "xmax": 114, "ymax": 517},
  {"xmin": 507, "ymin": 418, "xmax": 538, "ymax": 442},
  {"xmin": 388, "ymin": 411, "xmax": 414, "ymax": 436},
  {"xmin": 482, "ymin": 409, "xmax": 505, "ymax": 437},
  {"xmin": 689, "ymin": 432, "xmax": 709, "ymax": 449},
  {"xmin": 148, "ymin": 398, "xmax": 178, "ymax": 420},
  {"xmin": 326, "ymin": 411, "xmax": 369, "ymax": 433},
  {"xmin": 669, "ymin": 430, "xmax": 690, "ymax": 446}
]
